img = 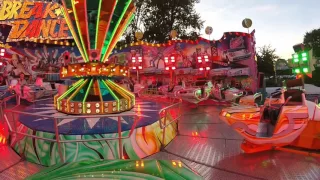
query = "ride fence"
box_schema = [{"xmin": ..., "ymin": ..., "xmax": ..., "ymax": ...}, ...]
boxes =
[{"xmin": 3, "ymin": 99, "xmax": 183, "ymax": 163}]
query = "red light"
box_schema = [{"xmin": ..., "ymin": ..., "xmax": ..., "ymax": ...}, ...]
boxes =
[
  {"xmin": 132, "ymin": 60, "xmax": 136, "ymax": 63},
  {"xmin": 205, "ymin": 59, "xmax": 209, "ymax": 62},
  {"xmin": 204, "ymin": 56, "xmax": 208, "ymax": 59},
  {"xmin": 0, "ymin": 62, "xmax": 2, "ymax": 66},
  {"xmin": 206, "ymin": 67, "xmax": 210, "ymax": 70},
  {"xmin": 165, "ymin": 67, "xmax": 169, "ymax": 70},
  {"xmin": 198, "ymin": 60, "xmax": 202, "ymax": 63},
  {"xmin": 199, "ymin": 68, "xmax": 204, "ymax": 71},
  {"xmin": 133, "ymin": 67, "xmax": 137, "ymax": 69},
  {"xmin": 132, "ymin": 57, "xmax": 136, "ymax": 60},
  {"xmin": 197, "ymin": 57, "xmax": 202, "ymax": 60},
  {"xmin": 165, "ymin": 60, "xmax": 169, "ymax": 63},
  {"xmin": 171, "ymin": 60, "xmax": 175, "ymax": 62},
  {"xmin": 192, "ymin": 132, "xmax": 199, "ymax": 136},
  {"xmin": 138, "ymin": 66, "xmax": 142, "ymax": 70},
  {"xmin": 138, "ymin": 60, "xmax": 142, "ymax": 62},
  {"xmin": 138, "ymin": 57, "xmax": 142, "ymax": 62},
  {"xmin": 172, "ymin": 67, "xmax": 176, "ymax": 70},
  {"xmin": 171, "ymin": 56, "xmax": 175, "ymax": 60}
]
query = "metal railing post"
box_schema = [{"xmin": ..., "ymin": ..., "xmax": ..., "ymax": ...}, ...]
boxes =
[
  {"xmin": 12, "ymin": 112, "xmax": 23, "ymax": 156},
  {"xmin": 162, "ymin": 109, "xmax": 168, "ymax": 146},
  {"xmin": 118, "ymin": 116, "xmax": 123, "ymax": 159},
  {"xmin": 53, "ymin": 118, "xmax": 64, "ymax": 163}
]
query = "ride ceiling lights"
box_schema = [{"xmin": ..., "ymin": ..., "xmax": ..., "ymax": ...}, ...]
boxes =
[{"xmin": 55, "ymin": 0, "xmax": 136, "ymax": 115}]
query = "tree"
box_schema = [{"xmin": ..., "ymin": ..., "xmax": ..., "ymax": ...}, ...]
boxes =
[
  {"xmin": 304, "ymin": 28, "xmax": 320, "ymax": 57},
  {"xmin": 256, "ymin": 45, "xmax": 279, "ymax": 77},
  {"xmin": 122, "ymin": 0, "xmax": 204, "ymax": 44}
]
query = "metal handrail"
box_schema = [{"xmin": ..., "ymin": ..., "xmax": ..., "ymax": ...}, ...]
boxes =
[
  {"xmin": 158, "ymin": 99, "xmax": 183, "ymax": 145},
  {"xmin": 4, "ymin": 107, "xmax": 140, "ymax": 162},
  {"xmin": 3, "ymin": 97, "xmax": 181, "ymax": 163}
]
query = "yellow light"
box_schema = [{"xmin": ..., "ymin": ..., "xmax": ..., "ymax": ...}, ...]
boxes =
[
  {"xmin": 226, "ymin": 113, "xmax": 231, "ymax": 118},
  {"xmin": 172, "ymin": 161, "xmax": 177, "ymax": 166}
]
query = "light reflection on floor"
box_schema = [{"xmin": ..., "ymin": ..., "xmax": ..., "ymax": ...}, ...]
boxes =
[{"xmin": 146, "ymin": 103, "xmax": 320, "ymax": 180}]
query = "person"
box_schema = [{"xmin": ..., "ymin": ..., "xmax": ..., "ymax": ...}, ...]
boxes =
[
  {"xmin": 0, "ymin": 75, "xmax": 7, "ymax": 86},
  {"xmin": 18, "ymin": 73, "xmax": 27, "ymax": 86}
]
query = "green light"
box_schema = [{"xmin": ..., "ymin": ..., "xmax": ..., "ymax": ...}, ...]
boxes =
[
  {"xmin": 61, "ymin": 6, "xmax": 87, "ymax": 63},
  {"xmin": 302, "ymin": 57, "xmax": 308, "ymax": 61},
  {"xmin": 293, "ymin": 54, "xmax": 298, "ymax": 59},
  {"xmin": 293, "ymin": 58, "xmax": 299, "ymax": 63},
  {"xmin": 71, "ymin": 0, "xmax": 90, "ymax": 62},
  {"xmin": 294, "ymin": 69, "xmax": 300, "ymax": 74},
  {"xmin": 57, "ymin": 79, "xmax": 85, "ymax": 110},
  {"xmin": 103, "ymin": 13, "xmax": 135, "ymax": 62},
  {"xmin": 100, "ymin": 0, "xmax": 132, "ymax": 62},
  {"xmin": 302, "ymin": 52, "xmax": 307, "ymax": 57},
  {"xmin": 95, "ymin": 0, "xmax": 103, "ymax": 49},
  {"xmin": 303, "ymin": 68, "xmax": 309, "ymax": 73},
  {"xmin": 102, "ymin": 80, "xmax": 120, "ymax": 111},
  {"xmin": 82, "ymin": 79, "xmax": 94, "ymax": 113},
  {"xmin": 108, "ymin": 79, "xmax": 135, "ymax": 104}
]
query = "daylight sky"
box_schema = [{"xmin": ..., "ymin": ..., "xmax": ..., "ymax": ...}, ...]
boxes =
[{"xmin": 196, "ymin": 0, "xmax": 320, "ymax": 59}]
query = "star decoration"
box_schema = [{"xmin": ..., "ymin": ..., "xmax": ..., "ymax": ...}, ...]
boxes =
[{"xmin": 55, "ymin": 8, "xmax": 62, "ymax": 16}]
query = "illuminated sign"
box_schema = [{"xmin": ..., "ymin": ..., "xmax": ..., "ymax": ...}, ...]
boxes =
[{"xmin": 0, "ymin": 1, "xmax": 72, "ymax": 42}]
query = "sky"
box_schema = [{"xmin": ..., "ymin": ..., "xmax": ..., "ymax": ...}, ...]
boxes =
[{"xmin": 196, "ymin": 0, "xmax": 320, "ymax": 59}]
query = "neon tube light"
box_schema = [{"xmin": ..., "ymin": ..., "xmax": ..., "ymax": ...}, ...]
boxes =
[
  {"xmin": 57, "ymin": 79, "xmax": 84, "ymax": 110},
  {"xmin": 82, "ymin": 78, "xmax": 94, "ymax": 113},
  {"xmin": 102, "ymin": 80, "xmax": 120, "ymax": 111},
  {"xmin": 100, "ymin": 0, "xmax": 132, "ymax": 62},
  {"xmin": 66, "ymin": 79, "xmax": 88, "ymax": 111}
]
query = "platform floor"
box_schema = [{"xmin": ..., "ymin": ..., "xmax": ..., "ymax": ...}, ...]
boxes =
[{"xmin": 1, "ymin": 101, "xmax": 320, "ymax": 180}]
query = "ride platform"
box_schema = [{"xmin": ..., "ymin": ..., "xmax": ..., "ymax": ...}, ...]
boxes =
[
  {"xmin": 3, "ymin": 98, "xmax": 179, "ymax": 167},
  {"xmin": 0, "ymin": 98, "xmax": 319, "ymax": 179}
]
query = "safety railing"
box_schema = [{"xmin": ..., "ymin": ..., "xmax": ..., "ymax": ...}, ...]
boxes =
[
  {"xmin": 158, "ymin": 99, "xmax": 183, "ymax": 146},
  {"xmin": 0, "ymin": 92, "xmax": 18, "ymax": 121},
  {"xmin": 4, "ymin": 108, "xmax": 139, "ymax": 162},
  {"xmin": 3, "ymin": 98, "xmax": 183, "ymax": 162}
]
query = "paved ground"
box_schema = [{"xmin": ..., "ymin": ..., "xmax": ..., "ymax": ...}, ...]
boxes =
[
  {"xmin": 0, "ymin": 101, "xmax": 319, "ymax": 180},
  {"xmin": 146, "ymin": 103, "xmax": 320, "ymax": 180}
]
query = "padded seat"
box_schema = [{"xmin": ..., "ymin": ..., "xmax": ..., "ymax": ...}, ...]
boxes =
[{"xmin": 284, "ymin": 89, "xmax": 303, "ymax": 105}]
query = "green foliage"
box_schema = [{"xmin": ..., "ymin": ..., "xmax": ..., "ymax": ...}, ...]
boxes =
[
  {"xmin": 257, "ymin": 45, "xmax": 279, "ymax": 76},
  {"xmin": 304, "ymin": 28, "xmax": 320, "ymax": 57},
  {"xmin": 122, "ymin": 0, "xmax": 204, "ymax": 44}
]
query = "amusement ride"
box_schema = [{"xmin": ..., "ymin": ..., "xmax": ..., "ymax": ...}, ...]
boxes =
[{"xmin": 0, "ymin": 0, "xmax": 319, "ymax": 179}]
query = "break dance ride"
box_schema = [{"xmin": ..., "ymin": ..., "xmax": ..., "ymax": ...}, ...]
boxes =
[
  {"xmin": 2, "ymin": 0, "xmax": 200, "ymax": 179},
  {"xmin": 220, "ymin": 79, "xmax": 320, "ymax": 154}
]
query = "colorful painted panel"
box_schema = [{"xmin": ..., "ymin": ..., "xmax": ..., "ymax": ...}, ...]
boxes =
[
  {"xmin": 10, "ymin": 100, "xmax": 177, "ymax": 166},
  {"xmin": 27, "ymin": 160, "xmax": 202, "ymax": 180}
]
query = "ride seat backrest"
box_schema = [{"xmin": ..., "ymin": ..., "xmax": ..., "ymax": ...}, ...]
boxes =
[
  {"xmin": 262, "ymin": 104, "xmax": 282, "ymax": 126},
  {"xmin": 284, "ymin": 89, "xmax": 303, "ymax": 105},
  {"xmin": 285, "ymin": 78, "xmax": 303, "ymax": 88}
]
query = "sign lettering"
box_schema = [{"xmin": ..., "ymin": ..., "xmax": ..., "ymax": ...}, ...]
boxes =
[{"xmin": 0, "ymin": 1, "xmax": 71, "ymax": 42}]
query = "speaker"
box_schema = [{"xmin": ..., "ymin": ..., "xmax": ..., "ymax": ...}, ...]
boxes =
[
  {"xmin": 89, "ymin": 49, "xmax": 101, "ymax": 61},
  {"xmin": 293, "ymin": 43, "xmax": 305, "ymax": 53}
]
